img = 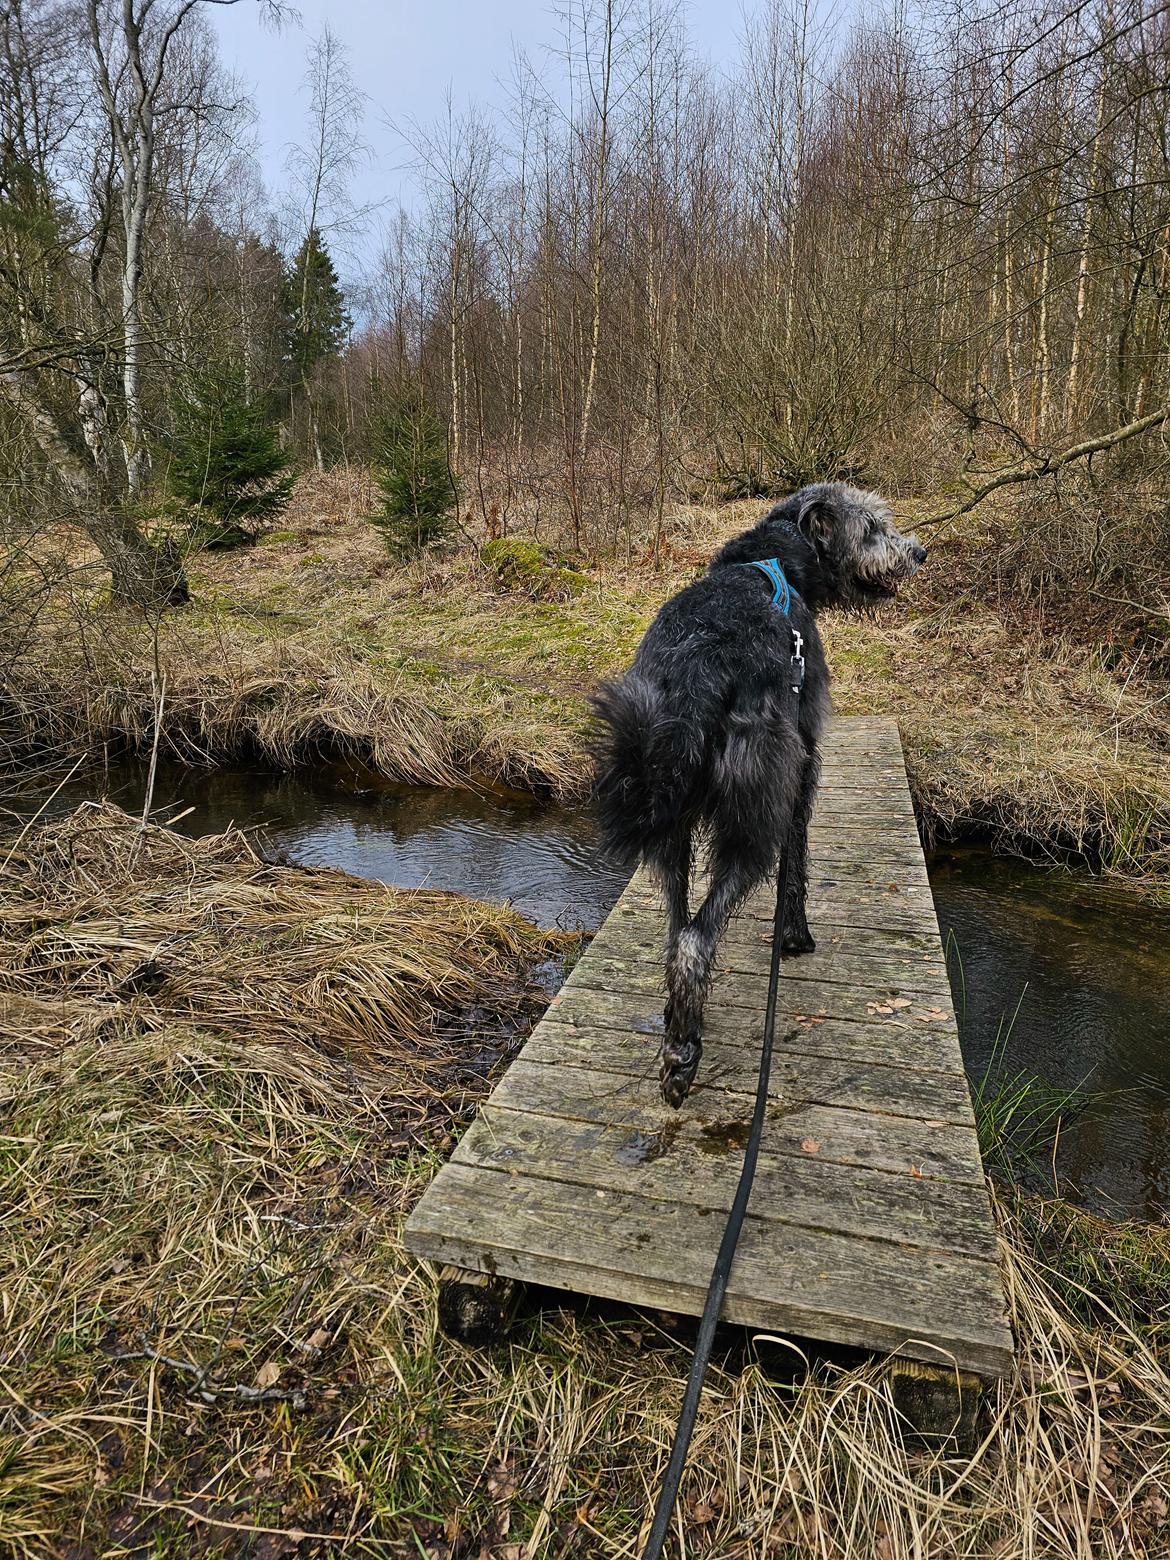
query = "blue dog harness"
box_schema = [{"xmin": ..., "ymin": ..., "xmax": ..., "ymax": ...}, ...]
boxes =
[
  {"xmin": 737, "ymin": 558, "xmax": 805, "ymax": 695},
  {"xmin": 738, "ymin": 557, "xmax": 798, "ymax": 614}
]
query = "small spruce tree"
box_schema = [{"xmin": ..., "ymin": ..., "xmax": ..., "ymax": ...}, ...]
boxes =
[
  {"xmin": 170, "ymin": 369, "xmax": 294, "ymax": 547},
  {"xmin": 369, "ymin": 396, "xmax": 457, "ymax": 558}
]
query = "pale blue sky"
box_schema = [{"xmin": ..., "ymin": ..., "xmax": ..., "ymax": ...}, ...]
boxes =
[{"xmin": 210, "ymin": 0, "xmax": 751, "ymax": 262}]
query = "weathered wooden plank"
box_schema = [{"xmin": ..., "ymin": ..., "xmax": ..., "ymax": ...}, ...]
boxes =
[
  {"xmin": 602, "ymin": 903, "xmax": 949, "ymax": 965},
  {"xmin": 487, "ymin": 1060, "xmax": 985, "ymax": 1183},
  {"xmin": 565, "ymin": 958, "xmax": 955, "ymax": 1013},
  {"xmin": 459, "ymin": 1105, "xmax": 999, "ymax": 1258},
  {"xmin": 580, "ymin": 917, "xmax": 954, "ymax": 996},
  {"xmin": 541, "ymin": 988, "xmax": 965, "ymax": 1071},
  {"xmin": 723, "ymin": 920, "xmax": 947, "ymax": 965},
  {"xmin": 803, "ymin": 830, "xmax": 928, "ymax": 854},
  {"xmin": 600, "ymin": 882, "xmax": 939, "ymax": 935},
  {"xmin": 518, "ymin": 1027, "xmax": 976, "ymax": 1122},
  {"xmin": 619, "ymin": 877, "xmax": 939, "ymax": 931},
  {"xmin": 543, "ymin": 987, "xmax": 962, "ymax": 1066},
  {"xmin": 408, "ymin": 1162, "xmax": 1014, "ymax": 1376}
]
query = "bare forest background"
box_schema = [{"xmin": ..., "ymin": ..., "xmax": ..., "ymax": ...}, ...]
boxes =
[{"xmin": 2, "ymin": 0, "xmax": 1170, "ymax": 625}]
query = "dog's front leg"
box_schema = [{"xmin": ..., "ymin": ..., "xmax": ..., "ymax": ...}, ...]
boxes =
[{"xmin": 781, "ymin": 750, "xmax": 818, "ymax": 955}]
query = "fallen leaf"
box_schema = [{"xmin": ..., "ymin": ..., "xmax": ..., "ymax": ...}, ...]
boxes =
[
  {"xmin": 801, "ymin": 1138, "xmax": 821, "ymax": 1154},
  {"xmin": 889, "ymin": 998, "xmax": 912, "ymax": 1009},
  {"xmin": 910, "ymin": 1164, "xmax": 923, "ymax": 1178},
  {"xmin": 691, "ymin": 1500, "xmax": 717, "ymax": 1524},
  {"xmin": 1140, "ymin": 1489, "xmax": 1169, "ymax": 1523},
  {"xmin": 487, "ymin": 1463, "xmax": 518, "ymax": 1500},
  {"xmin": 253, "ymin": 1361, "xmax": 280, "ymax": 1390},
  {"xmin": 299, "ymin": 1327, "xmax": 330, "ymax": 1354}
]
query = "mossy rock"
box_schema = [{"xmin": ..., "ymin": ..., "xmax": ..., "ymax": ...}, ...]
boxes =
[{"xmin": 480, "ymin": 538, "xmax": 588, "ymax": 600}]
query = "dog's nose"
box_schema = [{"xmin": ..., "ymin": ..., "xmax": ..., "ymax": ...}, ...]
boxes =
[{"xmin": 911, "ymin": 542, "xmax": 928, "ymax": 565}]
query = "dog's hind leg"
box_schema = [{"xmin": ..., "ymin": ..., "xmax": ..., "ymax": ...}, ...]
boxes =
[
  {"xmin": 655, "ymin": 823, "xmax": 693, "ymax": 952},
  {"xmin": 660, "ymin": 828, "xmax": 764, "ymax": 1109},
  {"xmin": 660, "ymin": 684, "xmax": 799, "ymax": 1107},
  {"xmin": 654, "ymin": 824, "xmax": 693, "ymax": 1060},
  {"xmin": 781, "ymin": 745, "xmax": 819, "ymax": 955}
]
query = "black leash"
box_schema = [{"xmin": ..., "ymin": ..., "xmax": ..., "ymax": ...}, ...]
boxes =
[{"xmin": 640, "ymin": 632, "xmax": 805, "ymax": 1560}]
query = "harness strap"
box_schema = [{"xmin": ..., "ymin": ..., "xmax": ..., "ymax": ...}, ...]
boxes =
[{"xmin": 738, "ymin": 557, "xmax": 798, "ymax": 614}]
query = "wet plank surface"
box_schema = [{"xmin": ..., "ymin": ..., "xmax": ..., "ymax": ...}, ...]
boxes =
[{"xmin": 405, "ymin": 717, "xmax": 1014, "ymax": 1377}]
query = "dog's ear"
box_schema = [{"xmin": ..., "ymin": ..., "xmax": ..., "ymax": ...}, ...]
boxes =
[{"xmin": 795, "ymin": 492, "xmax": 834, "ymax": 546}]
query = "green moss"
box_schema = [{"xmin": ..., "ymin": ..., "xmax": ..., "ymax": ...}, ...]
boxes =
[{"xmin": 480, "ymin": 538, "xmax": 588, "ymax": 600}]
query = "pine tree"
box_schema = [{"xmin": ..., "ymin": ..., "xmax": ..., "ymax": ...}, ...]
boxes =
[
  {"xmin": 369, "ymin": 396, "xmax": 457, "ymax": 559},
  {"xmin": 284, "ymin": 227, "xmax": 350, "ymax": 377},
  {"xmin": 283, "ymin": 228, "xmax": 350, "ymax": 468},
  {"xmin": 170, "ymin": 368, "xmax": 294, "ymax": 548}
]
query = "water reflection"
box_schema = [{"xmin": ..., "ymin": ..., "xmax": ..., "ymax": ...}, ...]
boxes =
[
  {"xmin": 929, "ymin": 848, "xmax": 1170, "ymax": 1221},
  {"xmin": 39, "ymin": 757, "xmax": 629, "ymax": 932}
]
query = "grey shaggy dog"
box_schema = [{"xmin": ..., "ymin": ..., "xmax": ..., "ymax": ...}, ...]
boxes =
[{"xmin": 592, "ymin": 483, "xmax": 927, "ymax": 1108}]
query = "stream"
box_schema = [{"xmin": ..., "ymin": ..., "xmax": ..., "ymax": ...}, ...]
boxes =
[{"xmin": 22, "ymin": 755, "xmax": 1170, "ymax": 1222}]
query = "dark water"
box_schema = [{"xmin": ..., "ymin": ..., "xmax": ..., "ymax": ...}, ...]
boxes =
[
  {"xmin": 32, "ymin": 756, "xmax": 630, "ymax": 931},
  {"xmin": 929, "ymin": 849, "xmax": 1170, "ymax": 1222},
  {"xmin": 20, "ymin": 758, "xmax": 1170, "ymax": 1220}
]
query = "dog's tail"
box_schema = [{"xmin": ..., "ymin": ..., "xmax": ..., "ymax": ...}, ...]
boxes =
[{"xmin": 590, "ymin": 674, "xmax": 698, "ymax": 866}]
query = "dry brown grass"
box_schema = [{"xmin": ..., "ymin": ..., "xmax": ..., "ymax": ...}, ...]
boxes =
[{"xmin": 2, "ymin": 807, "xmax": 1170, "ymax": 1557}]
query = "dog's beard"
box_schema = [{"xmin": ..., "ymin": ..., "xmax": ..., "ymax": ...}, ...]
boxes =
[{"xmin": 851, "ymin": 535, "xmax": 924, "ymax": 604}]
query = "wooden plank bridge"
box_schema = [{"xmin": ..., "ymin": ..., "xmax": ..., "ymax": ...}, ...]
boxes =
[{"xmin": 406, "ymin": 716, "xmax": 1014, "ymax": 1380}]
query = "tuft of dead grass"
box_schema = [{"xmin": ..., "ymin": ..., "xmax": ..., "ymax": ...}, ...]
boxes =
[{"xmin": 2, "ymin": 808, "xmax": 1169, "ymax": 1556}]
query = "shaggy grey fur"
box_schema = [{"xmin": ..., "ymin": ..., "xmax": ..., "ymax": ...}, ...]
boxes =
[{"xmin": 592, "ymin": 483, "xmax": 926, "ymax": 1107}]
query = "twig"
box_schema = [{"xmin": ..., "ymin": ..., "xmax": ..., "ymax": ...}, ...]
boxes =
[
  {"xmin": 111, "ymin": 1347, "xmax": 307, "ymax": 1407},
  {"xmin": 125, "ymin": 1494, "xmax": 355, "ymax": 1544},
  {"xmin": 919, "ymin": 406, "xmax": 1170, "ymax": 534},
  {"xmin": 139, "ymin": 670, "xmax": 167, "ymax": 831},
  {"xmin": 0, "ymin": 754, "xmax": 87, "ymax": 872}
]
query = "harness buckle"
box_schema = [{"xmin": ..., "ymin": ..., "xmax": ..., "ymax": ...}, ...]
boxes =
[{"xmin": 790, "ymin": 629, "xmax": 805, "ymax": 695}]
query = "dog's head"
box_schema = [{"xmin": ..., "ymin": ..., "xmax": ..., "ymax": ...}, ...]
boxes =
[{"xmin": 787, "ymin": 483, "xmax": 926, "ymax": 609}]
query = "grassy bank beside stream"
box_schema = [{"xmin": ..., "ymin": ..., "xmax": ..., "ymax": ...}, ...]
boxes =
[
  {"xmin": 4, "ymin": 470, "xmax": 1170, "ymax": 887},
  {"xmin": 2, "ymin": 806, "xmax": 1169, "ymax": 1557}
]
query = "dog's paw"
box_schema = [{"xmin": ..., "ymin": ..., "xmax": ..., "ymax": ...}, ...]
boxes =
[
  {"xmin": 659, "ymin": 1034, "xmax": 701, "ymax": 1109},
  {"xmin": 661, "ymin": 1061, "xmax": 698, "ymax": 1109},
  {"xmin": 781, "ymin": 927, "xmax": 816, "ymax": 956}
]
